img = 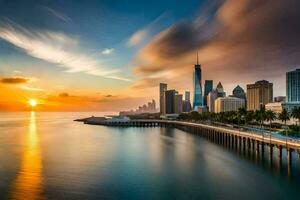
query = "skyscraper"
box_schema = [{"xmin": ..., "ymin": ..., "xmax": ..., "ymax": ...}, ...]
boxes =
[
  {"xmin": 193, "ymin": 53, "xmax": 203, "ymax": 110},
  {"xmin": 159, "ymin": 83, "xmax": 167, "ymax": 115},
  {"xmin": 204, "ymin": 80, "xmax": 213, "ymax": 106},
  {"xmin": 207, "ymin": 89, "xmax": 218, "ymax": 112},
  {"xmin": 185, "ymin": 91, "xmax": 190, "ymax": 102},
  {"xmin": 285, "ymin": 69, "xmax": 300, "ymax": 112},
  {"xmin": 174, "ymin": 93, "xmax": 183, "ymax": 114},
  {"xmin": 216, "ymin": 82, "xmax": 226, "ymax": 97},
  {"xmin": 165, "ymin": 90, "xmax": 176, "ymax": 114},
  {"xmin": 232, "ymin": 85, "xmax": 246, "ymax": 100},
  {"xmin": 246, "ymin": 80, "xmax": 273, "ymax": 111}
]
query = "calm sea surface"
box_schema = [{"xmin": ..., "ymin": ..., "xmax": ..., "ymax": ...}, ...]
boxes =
[{"xmin": 1, "ymin": 112, "xmax": 300, "ymax": 200}]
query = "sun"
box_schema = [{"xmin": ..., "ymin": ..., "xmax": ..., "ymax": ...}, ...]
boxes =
[{"xmin": 29, "ymin": 99, "xmax": 38, "ymax": 107}]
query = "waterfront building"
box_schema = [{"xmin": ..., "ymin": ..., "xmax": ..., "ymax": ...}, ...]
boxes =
[
  {"xmin": 284, "ymin": 69, "xmax": 300, "ymax": 112},
  {"xmin": 246, "ymin": 80, "xmax": 273, "ymax": 111},
  {"xmin": 232, "ymin": 85, "xmax": 246, "ymax": 100},
  {"xmin": 185, "ymin": 91, "xmax": 191, "ymax": 102},
  {"xmin": 214, "ymin": 97, "xmax": 245, "ymax": 113},
  {"xmin": 265, "ymin": 102, "xmax": 283, "ymax": 113},
  {"xmin": 274, "ymin": 96, "xmax": 286, "ymax": 102},
  {"xmin": 175, "ymin": 94, "xmax": 183, "ymax": 114},
  {"xmin": 182, "ymin": 100, "xmax": 192, "ymax": 112},
  {"xmin": 204, "ymin": 80, "xmax": 213, "ymax": 106},
  {"xmin": 165, "ymin": 90, "xmax": 176, "ymax": 114},
  {"xmin": 207, "ymin": 89, "xmax": 218, "ymax": 112},
  {"xmin": 193, "ymin": 53, "xmax": 203, "ymax": 110},
  {"xmin": 159, "ymin": 83, "xmax": 167, "ymax": 115},
  {"xmin": 216, "ymin": 82, "xmax": 226, "ymax": 97}
]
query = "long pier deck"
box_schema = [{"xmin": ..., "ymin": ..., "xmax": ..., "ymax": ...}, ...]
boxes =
[{"xmin": 79, "ymin": 118, "xmax": 300, "ymax": 173}]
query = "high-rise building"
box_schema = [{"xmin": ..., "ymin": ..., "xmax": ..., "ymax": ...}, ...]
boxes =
[
  {"xmin": 174, "ymin": 94, "xmax": 183, "ymax": 114},
  {"xmin": 246, "ymin": 80, "xmax": 273, "ymax": 111},
  {"xmin": 182, "ymin": 100, "xmax": 192, "ymax": 112},
  {"xmin": 159, "ymin": 83, "xmax": 167, "ymax": 115},
  {"xmin": 207, "ymin": 89, "xmax": 218, "ymax": 112},
  {"xmin": 232, "ymin": 85, "xmax": 246, "ymax": 100},
  {"xmin": 285, "ymin": 69, "xmax": 300, "ymax": 112},
  {"xmin": 185, "ymin": 91, "xmax": 190, "ymax": 102},
  {"xmin": 165, "ymin": 90, "xmax": 176, "ymax": 114},
  {"xmin": 214, "ymin": 97, "xmax": 245, "ymax": 113},
  {"xmin": 204, "ymin": 80, "xmax": 213, "ymax": 106},
  {"xmin": 216, "ymin": 82, "xmax": 226, "ymax": 97},
  {"xmin": 193, "ymin": 53, "xmax": 203, "ymax": 110}
]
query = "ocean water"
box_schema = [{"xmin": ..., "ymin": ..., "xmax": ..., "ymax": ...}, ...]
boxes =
[{"xmin": 0, "ymin": 112, "xmax": 300, "ymax": 200}]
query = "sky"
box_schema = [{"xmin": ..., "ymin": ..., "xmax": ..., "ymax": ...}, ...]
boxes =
[{"xmin": 0, "ymin": 0, "xmax": 299, "ymax": 111}]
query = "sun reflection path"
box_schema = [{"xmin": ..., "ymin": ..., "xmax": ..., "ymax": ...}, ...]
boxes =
[{"xmin": 10, "ymin": 112, "xmax": 44, "ymax": 200}]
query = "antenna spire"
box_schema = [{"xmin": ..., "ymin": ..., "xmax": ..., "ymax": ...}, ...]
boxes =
[{"xmin": 197, "ymin": 51, "xmax": 199, "ymax": 65}]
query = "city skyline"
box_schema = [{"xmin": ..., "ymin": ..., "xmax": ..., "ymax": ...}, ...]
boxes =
[{"xmin": 0, "ymin": 0, "xmax": 299, "ymax": 111}]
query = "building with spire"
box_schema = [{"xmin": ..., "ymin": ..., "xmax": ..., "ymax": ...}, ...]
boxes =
[
  {"xmin": 216, "ymin": 82, "xmax": 226, "ymax": 97},
  {"xmin": 232, "ymin": 85, "xmax": 246, "ymax": 100},
  {"xmin": 193, "ymin": 52, "xmax": 203, "ymax": 110}
]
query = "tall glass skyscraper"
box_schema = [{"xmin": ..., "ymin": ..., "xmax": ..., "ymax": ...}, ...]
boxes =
[
  {"xmin": 285, "ymin": 69, "xmax": 300, "ymax": 112},
  {"xmin": 287, "ymin": 69, "xmax": 300, "ymax": 102},
  {"xmin": 193, "ymin": 53, "xmax": 203, "ymax": 110},
  {"xmin": 204, "ymin": 80, "xmax": 213, "ymax": 106}
]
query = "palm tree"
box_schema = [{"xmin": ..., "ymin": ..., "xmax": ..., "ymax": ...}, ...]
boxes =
[
  {"xmin": 255, "ymin": 105, "xmax": 266, "ymax": 129},
  {"xmin": 265, "ymin": 110, "xmax": 276, "ymax": 128},
  {"xmin": 279, "ymin": 108, "xmax": 290, "ymax": 139},
  {"xmin": 245, "ymin": 110, "xmax": 255, "ymax": 125},
  {"xmin": 291, "ymin": 107, "xmax": 300, "ymax": 128},
  {"xmin": 238, "ymin": 107, "xmax": 247, "ymax": 125}
]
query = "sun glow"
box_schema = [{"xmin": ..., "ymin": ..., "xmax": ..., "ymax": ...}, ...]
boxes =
[{"xmin": 29, "ymin": 99, "xmax": 37, "ymax": 107}]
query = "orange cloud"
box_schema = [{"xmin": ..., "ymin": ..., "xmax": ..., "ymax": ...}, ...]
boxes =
[{"xmin": 1, "ymin": 77, "xmax": 29, "ymax": 84}]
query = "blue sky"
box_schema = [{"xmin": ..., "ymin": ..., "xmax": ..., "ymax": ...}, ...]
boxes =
[{"xmin": 0, "ymin": 0, "xmax": 299, "ymax": 111}]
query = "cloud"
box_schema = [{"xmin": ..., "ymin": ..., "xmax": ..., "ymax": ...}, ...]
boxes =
[
  {"xmin": 127, "ymin": 29, "xmax": 148, "ymax": 47},
  {"xmin": 1, "ymin": 77, "xmax": 29, "ymax": 84},
  {"xmin": 126, "ymin": 12, "xmax": 169, "ymax": 47},
  {"xmin": 101, "ymin": 48, "xmax": 114, "ymax": 55},
  {"xmin": 133, "ymin": 0, "xmax": 300, "ymax": 96},
  {"xmin": 20, "ymin": 85, "xmax": 44, "ymax": 91},
  {"xmin": 59, "ymin": 92, "xmax": 70, "ymax": 97},
  {"xmin": 105, "ymin": 94, "xmax": 112, "ymax": 97},
  {"xmin": 0, "ymin": 21, "xmax": 130, "ymax": 82},
  {"xmin": 43, "ymin": 6, "xmax": 72, "ymax": 23}
]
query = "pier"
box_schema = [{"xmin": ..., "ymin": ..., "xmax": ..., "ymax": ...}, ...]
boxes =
[{"xmin": 80, "ymin": 118, "xmax": 300, "ymax": 173}]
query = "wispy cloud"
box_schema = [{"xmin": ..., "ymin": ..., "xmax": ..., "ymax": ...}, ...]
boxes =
[
  {"xmin": 42, "ymin": 6, "xmax": 72, "ymax": 23},
  {"xmin": 1, "ymin": 77, "xmax": 29, "ymax": 84},
  {"xmin": 20, "ymin": 85, "xmax": 44, "ymax": 91},
  {"xmin": 126, "ymin": 12, "xmax": 169, "ymax": 47},
  {"xmin": 0, "ymin": 22, "xmax": 130, "ymax": 81},
  {"xmin": 127, "ymin": 29, "xmax": 148, "ymax": 47},
  {"xmin": 101, "ymin": 48, "xmax": 114, "ymax": 55}
]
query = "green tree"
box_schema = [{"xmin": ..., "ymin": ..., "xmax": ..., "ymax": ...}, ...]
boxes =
[
  {"xmin": 265, "ymin": 110, "xmax": 277, "ymax": 128},
  {"xmin": 245, "ymin": 110, "xmax": 255, "ymax": 125},
  {"xmin": 255, "ymin": 105, "xmax": 266, "ymax": 128},
  {"xmin": 238, "ymin": 107, "xmax": 247, "ymax": 125},
  {"xmin": 279, "ymin": 108, "xmax": 290, "ymax": 137},
  {"xmin": 291, "ymin": 107, "xmax": 300, "ymax": 126}
]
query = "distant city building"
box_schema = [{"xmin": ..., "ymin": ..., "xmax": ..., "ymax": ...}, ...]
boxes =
[
  {"xmin": 274, "ymin": 96, "xmax": 286, "ymax": 102},
  {"xmin": 119, "ymin": 99, "xmax": 157, "ymax": 116},
  {"xmin": 246, "ymin": 80, "xmax": 273, "ymax": 111},
  {"xmin": 159, "ymin": 83, "xmax": 167, "ymax": 115},
  {"xmin": 174, "ymin": 93, "xmax": 183, "ymax": 114},
  {"xmin": 216, "ymin": 82, "xmax": 226, "ymax": 97},
  {"xmin": 165, "ymin": 90, "xmax": 176, "ymax": 114},
  {"xmin": 193, "ymin": 53, "xmax": 203, "ymax": 110},
  {"xmin": 207, "ymin": 89, "xmax": 218, "ymax": 112},
  {"xmin": 285, "ymin": 69, "xmax": 300, "ymax": 112},
  {"xmin": 232, "ymin": 85, "xmax": 246, "ymax": 100},
  {"xmin": 214, "ymin": 97, "xmax": 245, "ymax": 113},
  {"xmin": 182, "ymin": 100, "xmax": 192, "ymax": 112},
  {"xmin": 204, "ymin": 80, "xmax": 213, "ymax": 106},
  {"xmin": 265, "ymin": 102, "xmax": 283, "ymax": 113},
  {"xmin": 185, "ymin": 91, "xmax": 191, "ymax": 102}
]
